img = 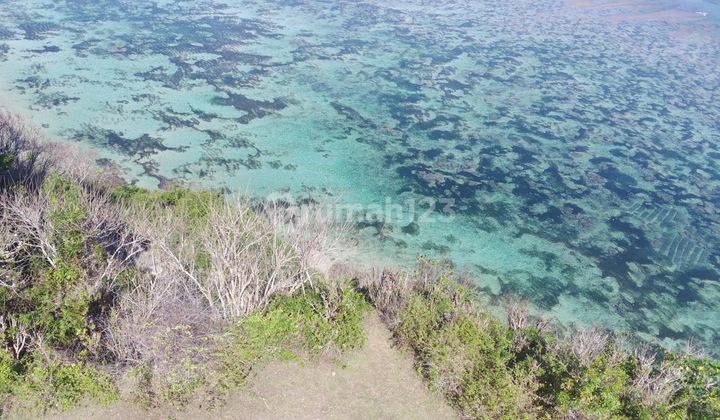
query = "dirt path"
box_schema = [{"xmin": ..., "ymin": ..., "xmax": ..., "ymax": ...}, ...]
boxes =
[
  {"xmin": 50, "ymin": 314, "xmax": 456, "ymax": 420},
  {"xmin": 214, "ymin": 314, "xmax": 456, "ymax": 419}
]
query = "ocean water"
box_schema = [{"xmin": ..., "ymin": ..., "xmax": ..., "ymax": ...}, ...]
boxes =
[{"xmin": 0, "ymin": 0, "xmax": 719, "ymax": 352}]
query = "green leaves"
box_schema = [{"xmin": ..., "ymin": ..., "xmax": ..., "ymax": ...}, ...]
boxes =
[
  {"xmin": 0, "ymin": 350, "xmax": 16, "ymax": 399},
  {"xmin": 395, "ymin": 283, "xmax": 535, "ymax": 418},
  {"xmin": 225, "ymin": 285, "xmax": 370, "ymax": 368},
  {"xmin": 382, "ymin": 266, "xmax": 720, "ymax": 419},
  {"xmin": 0, "ymin": 151, "xmax": 15, "ymax": 170},
  {"xmin": 43, "ymin": 174, "xmax": 87, "ymax": 261},
  {"xmin": 10, "ymin": 358, "xmax": 118, "ymax": 413},
  {"xmin": 18, "ymin": 262, "xmax": 91, "ymax": 349},
  {"xmin": 110, "ymin": 185, "xmax": 222, "ymax": 226}
]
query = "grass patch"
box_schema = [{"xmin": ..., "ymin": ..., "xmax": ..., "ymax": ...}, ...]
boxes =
[{"xmin": 110, "ymin": 185, "xmax": 222, "ymax": 225}]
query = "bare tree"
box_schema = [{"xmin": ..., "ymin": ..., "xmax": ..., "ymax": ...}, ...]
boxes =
[
  {"xmin": 130, "ymin": 196, "xmax": 350, "ymax": 320},
  {"xmin": 74, "ymin": 187, "xmax": 147, "ymax": 293},
  {"xmin": 554, "ymin": 325, "xmax": 610, "ymax": 368},
  {"xmin": 358, "ymin": 268, "xmax": 411, "ymax": 324},
  {"xmin": 0, "ymin": 191, "xmax": 59, "ymax": 268},
  {"xmin": 0, "ymin": 315, "xmax": 28, "ymax": 359},
  {"xmin": 631, "ymin": 347, "xmax": 684, "ymax": 407},
  {"xmin": 505, "ymin": 296, "xmax": 530, "ymax": 331},
  {"xmin": 0, "ymin": 185, "xmax": 145, "ymax": 295},
  {"xmin": 0, "ymin": 111, "xmax": 53, "ymax": 190}
]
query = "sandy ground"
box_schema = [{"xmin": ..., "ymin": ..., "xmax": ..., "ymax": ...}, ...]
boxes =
[{"xmin": 45, "ymin": 315, "xmax": 456, "ymax": 420}]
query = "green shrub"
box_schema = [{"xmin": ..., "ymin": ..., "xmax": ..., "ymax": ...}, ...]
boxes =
[
  {"xmin": 21, "ymin": 262, "xmax": 92, "ymax": 349},
  {"xmin": 160, "ymin": 356, "xmax": 212, "ymax": 409},
  {"xmin": 555, "ymin": 355, "xmax": 629, "ymax": 417},
  {"xmin": 9, "ymin": 357, "xmax": 118, "ymax": 413},
  {"xmin": 110, "ymin": 185, "xmax": 221, "ymax": 225},
  {"xmin": 272, "ymin": 286, "xmax": 370, "ymax": 353},
  {"xmin": 0, "ymin": 350, "xmax": 16, "ymax": 402},
  {"xmin": 218, "ymin": 302, "xmax": 302, "ymax": 388},
  {"xmin": 222, "ymin": 285, "xmax": 370, "ymax": 376},
  {"xmin": 673, "ymin": 356, "xmax": 720, "ymax": 418},
  {"xmin": 510, "ymin": 326, "xmax": 635, "ymax": 418},
  {"xmin": 42, "ymin": 174, "xmax": 87, "ymax": 260},
  {"xmin": 2, "ymin": 264, "xmax": 95, "ymax": 356},
  {"xmin": 0, "ymin": 151, "xmax": 15, "ymax": 170},
  {"xmin": 395, "ymin": 279, "xmax": 537, "ymax": 418}
]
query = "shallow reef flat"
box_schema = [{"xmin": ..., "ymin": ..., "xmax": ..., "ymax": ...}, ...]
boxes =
[{"xmin": 0, "ymin": 0, "xmax": 719, "ymax": 352}]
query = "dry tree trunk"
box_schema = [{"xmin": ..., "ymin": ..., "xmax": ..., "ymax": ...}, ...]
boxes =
[{"xmin": 129, "ymin": 196, "xmax": 350, "ymax": 320}]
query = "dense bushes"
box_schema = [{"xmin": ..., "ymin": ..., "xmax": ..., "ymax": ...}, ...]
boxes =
[
  {"xmin": 0, "ymin": 285, "xmax": 370, "ymax": 415},
  {"xmin": 0, "ymin": 113, "xmax": 363, "ymax": 416},
  {"xmin": 0, "ymin": 161, "xmax": 135, "ymax": 414},
  {"xmin": 127, "ymin": 286, "xmax": 370, "ymax": 409},
  {"xmin": 0, "ymin": 172, "xmax": 143, "ymax": 359},
  {"xmin": 8, "ymin": 358, "xmax": 118, "ymax": 413},
  {"xmin": 397, "ymin": 289, "xmax": 537, "ymax": 417},
  {"xmin": 220, "ymin": 286, "xmax": 369, "ymax": 382},
  {"xmin": 0, "ymin": 168, "xmax": 367, "ymax": 414},
  {"xmin": 361, "ymin": 260, "xmax": 720, "ymax": 419}
]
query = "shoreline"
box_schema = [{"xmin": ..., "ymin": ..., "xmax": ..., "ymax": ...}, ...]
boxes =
[
  {"xmin": 0, "ymin": 0, "xmax": 718, "ymax": 355},
  {"xmin": 0, "ymin": 104, "xmax": 713, "ymax": 358}
]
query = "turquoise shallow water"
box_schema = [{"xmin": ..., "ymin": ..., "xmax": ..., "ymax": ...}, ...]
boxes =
[{"xmin": 0, "ymin": 0, "xmax": 719, "ymax": 352}]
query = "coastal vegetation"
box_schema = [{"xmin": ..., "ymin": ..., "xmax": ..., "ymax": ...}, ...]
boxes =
[
  {"xmin": 362, "ymin": 261, "xmax": 720, "ymax": 419},
  {"xmin": 0, "ymin": 111, "xmax": 718, "ymax": 418}
]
